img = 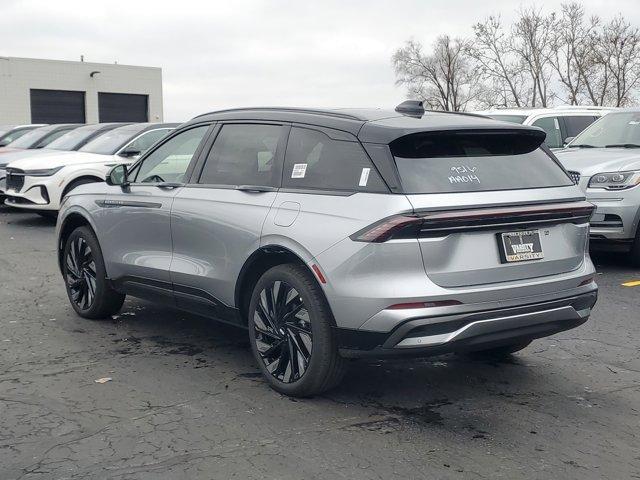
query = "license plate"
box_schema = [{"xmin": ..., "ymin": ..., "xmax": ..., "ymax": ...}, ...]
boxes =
[{"xmin": 498, "ymin": 230, "xmax": 544, "ymax": 263}]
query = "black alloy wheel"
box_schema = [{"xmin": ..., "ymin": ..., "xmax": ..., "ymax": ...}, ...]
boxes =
[
  {"xmin": 65, "ymin": 235, "xmax": 97, "ymax": 311},
  {"xmin": 253, "ymin": 280, "xmax": 313, "ymax": 383}
]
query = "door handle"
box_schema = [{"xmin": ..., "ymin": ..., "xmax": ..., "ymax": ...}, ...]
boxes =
[
  {"xmin": 236, "ymin": 185, "xmax": 276, "ymax": 193},
  {"xmin": 156, "ymin": 182, "xmax": 183, "ymax": 189}
]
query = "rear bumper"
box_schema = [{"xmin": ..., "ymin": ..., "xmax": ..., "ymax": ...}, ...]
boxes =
[{"xmin": 337, "ymin": 288, "xmax": 597, "ymax": 358}]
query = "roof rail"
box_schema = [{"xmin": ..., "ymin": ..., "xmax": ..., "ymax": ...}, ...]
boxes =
[
  {"xmin": 192, "ymin": 107, "xmax": 363, "ymax": 121},
  {"xmin": 552, "ymin": 105, "xmax": 614, "ymax": 110}
]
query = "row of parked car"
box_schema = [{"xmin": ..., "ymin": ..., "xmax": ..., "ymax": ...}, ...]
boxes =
[
  {"xmin": 2, "ymin": 103, "xmax": 639, "ymax": 396},
  {"xmin": 0, "ymin": 122, "xmax": 178, "ymax": 216}
]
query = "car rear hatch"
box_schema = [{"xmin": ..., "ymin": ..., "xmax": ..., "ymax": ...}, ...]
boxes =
[{"xmin": 383, "ymin": 129, "xmax": 591, "ymax": 288}]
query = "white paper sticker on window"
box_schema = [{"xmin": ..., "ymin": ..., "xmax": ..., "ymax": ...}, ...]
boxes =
[
  {"xmin": 291, "ymin": 163, "xmax": 307, "ymax": 178},
  {"xmin": 359, "ymin": 167, "xmax": 371, "ymax": 187}
]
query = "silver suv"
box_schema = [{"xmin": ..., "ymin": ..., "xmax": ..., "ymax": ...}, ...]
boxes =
[
  {"xmin": 555, "ymin": 109, "xmax": 640, "ymax": 264},
  {"xmin": 56, "ymin": 103, "xmax": 598, "ymax": 396}
]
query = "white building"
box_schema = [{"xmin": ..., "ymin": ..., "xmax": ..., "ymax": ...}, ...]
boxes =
[{"xmin": 0, "ymin": 56, "xmax": 163, "ymax": 124}]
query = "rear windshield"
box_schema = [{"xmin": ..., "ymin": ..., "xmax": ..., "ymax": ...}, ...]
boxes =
[{"xmin": 391, "ymin": 131, "xmax": 573, "ymax": 194}]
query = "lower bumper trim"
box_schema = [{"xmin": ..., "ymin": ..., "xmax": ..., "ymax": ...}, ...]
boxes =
[{"xmin": 337, "ymin": 290, "xmax": 597, "ymax": 358}]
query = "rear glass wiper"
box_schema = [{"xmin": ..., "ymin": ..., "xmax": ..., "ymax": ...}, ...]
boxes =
[
  {"xmin": 570, "ymin": 144, "xmax": 596, "ymax": 148},
  {"xmin": 604, "ymin": 143, "xmax": 640, "ymax": 148}
]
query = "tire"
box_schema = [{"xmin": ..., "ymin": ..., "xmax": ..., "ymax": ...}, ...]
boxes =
[
  {"xmin": 248, "ymin": 264, "xmax": 346, "ymax": 397},
  {"xmin": 629, "ymin": 228, "xmax": 640, "ymax": 267},
  {"xmin": 461, "ymin": 341, "xmax": 532, "ymax": 359},
  {"xmin": 62, "ymin": 226, "xmax": 125, "ymax": 319}
]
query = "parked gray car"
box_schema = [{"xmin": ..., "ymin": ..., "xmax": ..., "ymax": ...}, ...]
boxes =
[
  {"xmin": 556, "ymin": 109, "xmax": 640, "ymax": 264},
  {"xmin": 56, "ymin": 103, "xmax": 598, "ymax": 396}
]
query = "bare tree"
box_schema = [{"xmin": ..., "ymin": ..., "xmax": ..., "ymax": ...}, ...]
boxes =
[
  {"xmin": 392, "ymin": 36, "xmax": 480, "ymax": 111},
  {"xmin": 550, "ymin": 3, "xmax": 595, "ymax": 104},
  {"xmin": 598, "ymin": 15, "xmax": 640, "ymax": 106},
  {"xmin": 471, "ymin": 16, "xmax": 528, "ymax": 107},
  {"xmin": 393, "ymin": 2, "xmax": 640, "ymax": 110},
  {"xmin": 511, "ymin": 6, "xmax": 556, "ymax": 107}
]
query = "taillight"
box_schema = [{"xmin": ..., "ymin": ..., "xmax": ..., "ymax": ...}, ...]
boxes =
[
  {"xmin": 350, "ymin": 214, "xmax": 423, "ymax": 243},
  {"xmin": 351, "ymin": 201, "xmax": 595, "ymax": 243}
]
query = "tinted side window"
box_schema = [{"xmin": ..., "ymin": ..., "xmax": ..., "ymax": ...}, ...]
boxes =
[
  {"xmin": 134, "ymin": 125, "xmax": 209, "ymax": 183},
  {"xmin": 199, "ymin": 124, "xmax": 283, "ymax": 187},
  {"xmin": 532, "ymin": 117, "xmax": 562, "ymax": 148},
  {"xmin": 283, "ymin": 127, "xmax": 386, "ymax": 192},
  {"xmin": 563, "ymin": 116, "xmax": 598, "ymax": 138}
]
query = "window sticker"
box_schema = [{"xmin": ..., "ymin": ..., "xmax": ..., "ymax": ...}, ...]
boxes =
[
  {"xmin": 291, "ymin": 163, "xmax": 307, "ymax": 178},
  {"xmin": 358, "ymin": 167, "xmax": 371, "ymax": 187}
]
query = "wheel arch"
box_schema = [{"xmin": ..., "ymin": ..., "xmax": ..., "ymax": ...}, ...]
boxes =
[
  {"xmin": 61, "ymin": 175, "xmax": 104, "ymax": 198},
  {"xmin": 234, "ymin": 244, "xmax": 333, "ymax": 326},
  {"xmin": 57, "ymin": 210, "xmax": 98, "ymax": 273}
]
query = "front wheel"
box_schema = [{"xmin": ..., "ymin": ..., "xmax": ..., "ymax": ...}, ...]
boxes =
[
  {"xmin": 629, "ymin": 228, "xmax": 640, "ymax": 267},
  {"xmin": 248, "ymin": 264, "xmax": 346, "ymax": 397},
  {"xmin": 62, "ymin": 226, "xmax": 125, "ymax": 319}
]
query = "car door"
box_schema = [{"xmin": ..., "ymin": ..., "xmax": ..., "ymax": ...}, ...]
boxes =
[
  {"xmin": 169, "ymin": 122, "xmax": 287, "ymax": 320},
  {"xmin": 97, "ymin": 124, "xmax": 212, "ymax": 298}
]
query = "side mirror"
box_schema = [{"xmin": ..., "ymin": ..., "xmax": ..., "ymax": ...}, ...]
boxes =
[
  {"xmin": 106, "ymin": 164, "xmax": 129, "ymax": 187},
  {"xmin": 119, "ymin": 149, "xmax": 141, "ymax": 158},
  {"xmin": 563, "ymin": 136, "xmax": 575, "ymax": 146}
]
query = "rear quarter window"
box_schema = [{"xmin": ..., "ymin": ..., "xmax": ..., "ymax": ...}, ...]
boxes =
[
  {"xmin": 391, "ymin": 131, "xmax": 573, "ymax": 194},
  {"xmin": 283, "ymin": 127, "xmax": 387, "ymax": 193}
]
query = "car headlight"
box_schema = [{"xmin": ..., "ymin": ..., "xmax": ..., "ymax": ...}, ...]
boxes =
[
  {"xmin": 22, "ymin": 166, "xmax": 64, "ymax": 177},
  {"xmin": 588, "ymin": 171, "xmax": 640, "ymax": 190}
]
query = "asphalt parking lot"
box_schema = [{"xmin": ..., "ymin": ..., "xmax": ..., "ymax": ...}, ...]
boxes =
[{"xmin": 1, "ymin": 205, "xmax": 639, "ymax": 480}]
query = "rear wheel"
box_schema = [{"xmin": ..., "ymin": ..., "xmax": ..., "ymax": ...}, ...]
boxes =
[
  {"xmin": 461, "ymin": 341, "xmax": 532, "ymax": 359},
  {"xmin": 62, "ymin": 226, "xmax": 125, "ymax": 319},
  {"xmin": 248, "ymin": 264, "xmax": 346, "ymax": 397}
]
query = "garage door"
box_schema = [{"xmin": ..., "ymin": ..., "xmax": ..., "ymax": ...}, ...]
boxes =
[
  {"xmin": 30, "ymin": 89, "xmax": 86, "ymax": 123},
  {"xmin": 98, "ymin": 93, "xmax": 148, "ymax": 122}
]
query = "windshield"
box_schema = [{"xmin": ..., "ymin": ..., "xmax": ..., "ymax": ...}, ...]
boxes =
[
  {"xmin": 391, "ymin": 131, "xmax": 573, "ymax": 194},
  {"xmin": 570, "ymin": 112, "xmax": 640, "ymax": 148},
  {"xmin": 6, "ymin": 126, "xmax": 57, "ymax": 149},
  {"xmin": 79, "ymin": 126, "xmax": 147, "ymax": 155},
  {"xmin": 487, "ymin": 114, "xmax": 527, "ymax": 124},
  {"xmin": 47, "ymin": 125, "xmax": 107, "ymax": 151}
]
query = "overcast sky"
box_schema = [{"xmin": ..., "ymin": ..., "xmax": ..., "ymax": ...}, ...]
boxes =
[{"xmin": 1, "ymin": 0, "xmax": 638, "ymax": 121}]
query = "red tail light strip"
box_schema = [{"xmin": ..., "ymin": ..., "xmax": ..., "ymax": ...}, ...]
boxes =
[{"xmin": 351, "ymin": 201, "xmax": 595, "ymax": 243}]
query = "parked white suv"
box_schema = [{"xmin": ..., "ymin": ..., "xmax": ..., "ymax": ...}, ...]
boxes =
[
  {"xmin": 475, "ymin": 107, "xmax": 614, "ymax": 149},
  {"xmin": 4, "ymin": 123, "xmax": 177, "ymax": 214}
]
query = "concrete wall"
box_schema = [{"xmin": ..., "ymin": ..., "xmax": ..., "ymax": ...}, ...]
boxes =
[{"xmin": 0, "ymin": 57, "xmax": 163, "ymax": 124}]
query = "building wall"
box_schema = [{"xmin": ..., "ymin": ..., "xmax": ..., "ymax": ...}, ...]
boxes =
[{"xmin": 0, "ymin": 57, "xmax": 163, "ymax": 124}]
